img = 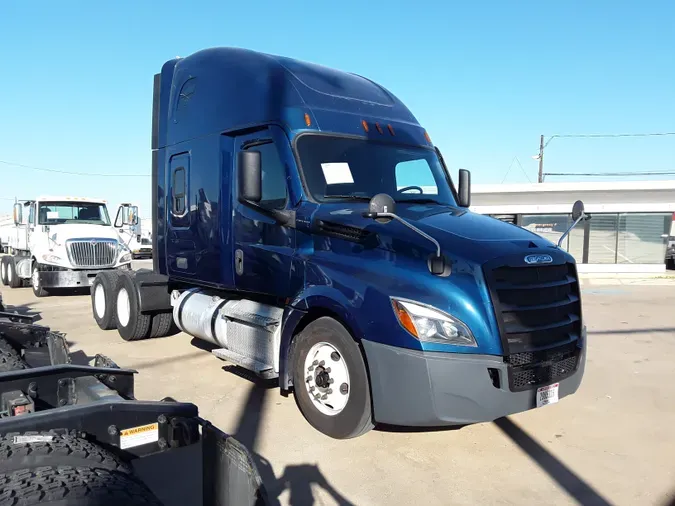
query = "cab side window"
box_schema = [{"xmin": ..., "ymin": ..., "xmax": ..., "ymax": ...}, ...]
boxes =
[
  {"xmin": 114, "ymin": 206, "xmax": 123, "ymax": 227},
  {"xmin": 173, "ymin": 167, "xmax": 187, "ymax": 215}
]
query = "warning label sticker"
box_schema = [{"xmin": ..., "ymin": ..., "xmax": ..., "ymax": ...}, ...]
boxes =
[{"xmin": 119, "ymin": 422, "xmax": 159, "ymax": 450}]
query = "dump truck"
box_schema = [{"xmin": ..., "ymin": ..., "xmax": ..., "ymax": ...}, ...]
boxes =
[
  {"xmin": 90, "ymin": 47, "xmax": 589, "ymax": 439},
  {"xmin": 0, "ymin": 297, "xmax": 266, "ymax": 505},
  {"xmin": 0, "ymin": 197, "xmax": 132, "ymax": 297}
]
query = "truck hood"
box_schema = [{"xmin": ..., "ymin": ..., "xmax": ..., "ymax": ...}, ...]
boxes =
[
  {"xmin": 313, "ymin": 203, "xmax": 556, "ymax": 265},
  {"xmin": 45, "ymin": 224, "xmax": 120, "ymax": 245}
]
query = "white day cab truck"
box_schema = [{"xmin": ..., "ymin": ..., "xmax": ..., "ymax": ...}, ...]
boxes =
[{"xmin": 0, "ymin": 196, "xmax": 133, "ymax": 297}]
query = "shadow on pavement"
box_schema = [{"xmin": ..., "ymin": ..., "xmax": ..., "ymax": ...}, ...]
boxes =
[
  {"xmin": 234, "ymin": 383, "xmax": 357, "ymax": 506},
  {"xmin": 134, "ymin": 377, "xmax": 355, "ymax": 506},
  {"xmin": 495, "ymin": 417, "xmax": 613, "ymax": 506}
]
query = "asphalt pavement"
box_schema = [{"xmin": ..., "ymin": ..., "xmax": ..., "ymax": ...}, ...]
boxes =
[{"xmin": 1, "ymin": 272, "xmax": 673, "ymax": 506}]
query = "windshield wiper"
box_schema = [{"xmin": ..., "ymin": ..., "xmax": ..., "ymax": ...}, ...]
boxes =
[
  {"xmin": 396, "ymin": 198, "xmax": 443, "ymax": 205},
  {"xmin": 323, "ymin": 195, "xmax": 372, "ymax": 201}
]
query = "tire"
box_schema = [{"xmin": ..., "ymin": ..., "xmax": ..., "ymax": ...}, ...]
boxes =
[
  {"xmin": 0, "ymin": 337, "xmax": 27, "ymax": 372},
  {"xmin": 1, "ymin": 257, "xmax": 8, "ymax": 286},
  {"xmin": 7, "ymin": 257, "xmax": 22, "ymax": 289},
  {"xmin": 0, "ymin": 432, "xmax": 131, "ymax": 476},
  {"xmin": 291, "ymin": 317, "xmax": 374, "ymax": 439},
  {"xmin": 91, "ymin": 271, "xmax": 123, "ymax": 330},
  {"xmin": 148, "ymin": 312, "xmax": 173, "ymax": 338},
  {"xmin": 115, "ymin": 274, "xmax": 151, "ymax": 341},
  {"xmin": 0, "ymin": 467, "xmax": 162, "ymax": 506},
  {"xmin": 31, "ymin": 262, "xmax": 50, "ymax": 298}
]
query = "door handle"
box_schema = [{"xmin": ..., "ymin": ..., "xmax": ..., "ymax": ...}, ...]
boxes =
[{"xmin": 235, "ymin": 249, "xmax": 244, "ymax": 276}]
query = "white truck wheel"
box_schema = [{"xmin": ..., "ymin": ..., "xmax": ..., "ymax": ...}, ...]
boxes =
[
  {"xmin": 115, "ymin": 274, "xmax": 152, "ymax": 341},
  {"xmin": 7, "ymin": 257, "xmax": 21, "ymax": 289},
  {"xmin": 0, "ymin": 257, "xmax": 8, "ymax": 286},
  {"xmin": 31, "ymin": 263, "xmax": 50, "ymax": 297},
  {"xmin": 91, "ymin": 271, "xmax": 123, "ymax": 330}
]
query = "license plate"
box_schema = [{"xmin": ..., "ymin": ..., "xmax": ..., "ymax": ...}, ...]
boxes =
[{"xmin": 536, "ymin": 383, "xmax": 559, "ymax": 408}]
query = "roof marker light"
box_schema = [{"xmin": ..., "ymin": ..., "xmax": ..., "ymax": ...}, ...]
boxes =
[
  {"xmin": 375, "ymin": 123, "xmax": 383, "ymax": 134},
  {"xmin": 304, "ymin": 113, "xmax": 312, "ymax": 127},
  {"xmin": 361, "ymin": 120, "xmax": 369, "ymax": 132},
  {"xmin": 424, "ymin": 131, "xmax": 432, "ymax": 143},
  {"xmin": 387, "ymin": 124, "xmax": 395, "ymax": 136}
]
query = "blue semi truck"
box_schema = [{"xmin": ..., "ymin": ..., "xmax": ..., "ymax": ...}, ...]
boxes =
[{"xmin": 90, "ymin": 47, "xmax": 587, "ymax": 439}]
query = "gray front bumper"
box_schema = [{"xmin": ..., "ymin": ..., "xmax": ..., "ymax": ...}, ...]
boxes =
[
  {"xmin": 362, "ymin": 334, "xmax": 586, "ymax": 427},
  {"xmin": 39, "ymin": 269, "xmax": 109, "ymax": 289}
]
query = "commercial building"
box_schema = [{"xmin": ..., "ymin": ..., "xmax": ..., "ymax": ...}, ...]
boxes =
[{"xmin": 470, "ymin": 180, "xmax": 675, "ymax": 273}]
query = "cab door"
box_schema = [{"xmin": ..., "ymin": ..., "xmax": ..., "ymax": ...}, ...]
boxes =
[
  {"xmin": 232, "ymin": 127, "xmax": 295, "ymax": 298},
  {"xmin": 166, "ymin": 152, "xmax": 196, "ymax": 276}
]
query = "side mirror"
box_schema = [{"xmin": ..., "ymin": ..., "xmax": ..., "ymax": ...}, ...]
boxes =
[
  {"xmin": 365, "ymin": 194, "xmax": 396, "ymax": 224},
  {"xmin": 571, "ymin": 200, "xmax": 585, "ymax": 222},
  {"xmin": 458, "ymin": 169, "xmax": 471, "ymax": 207},
  {"xmin": 238, "ymin": 151, "xmax": 262, "ymax": 203},
  {"xmin": 12, "ymin": 203, "xmax": 22, "ymax": 225}
]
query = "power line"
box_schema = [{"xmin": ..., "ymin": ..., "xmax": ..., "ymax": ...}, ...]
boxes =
[
  {"xmin": 543, "ymin": 132, "xmax": 675, "ymax": 149},
  {"xmin": 544, "ymin": 171, "xmax": 675, "ymax": 178},
  {"xmin": 0, "ymin": 160, "xmax": 149, "ymax": 177},
  {"xmin": 501, "ymin": 156, "xmax": 532, "ymax": 183}
]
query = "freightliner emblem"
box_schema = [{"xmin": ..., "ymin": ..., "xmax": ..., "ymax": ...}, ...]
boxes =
[{"xmin": 524, "ymin": 254, "xmax": 553, "ymax": 265}]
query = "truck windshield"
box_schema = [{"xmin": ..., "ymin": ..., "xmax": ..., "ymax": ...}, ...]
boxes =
[
  {"xmin": 38, "ymin": 202, "xmax": 111, "ymax": 225},
  {"xmin": 296, "ymin": 135, "xmax": 457, "ymax": 205}
]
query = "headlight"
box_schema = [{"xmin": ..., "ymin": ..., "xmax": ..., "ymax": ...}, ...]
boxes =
[
  {"xmin": 117, "ymin": 242, "xmax": 132, "ymax": 263},
  {"xmin": 391, "ymin": 298, "xmax": 477, "ymax": 346},
  {"xmin": 42, "ymin": 254, "xmax": 61, "ymax": 264}
]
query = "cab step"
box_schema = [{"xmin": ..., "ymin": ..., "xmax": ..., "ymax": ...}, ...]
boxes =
[{"xmin": 211, "ymin": 348, "xmax": 278, "ymax": 380}]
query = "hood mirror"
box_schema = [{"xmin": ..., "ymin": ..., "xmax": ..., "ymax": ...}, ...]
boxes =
[
  {"xmin": 363, "ymin": 194, "xmax": 450, "ymax": 277},
  {"xmin": 571, "ymin": 200, "xmax": 585, "ymax": 222},
  {"xmin": 365, "ymin": 193, "xmax": 396, "ymax": 224},
  {"xmin": 558, "ymin": 200, "xmax": 590, "ymax": 248}
]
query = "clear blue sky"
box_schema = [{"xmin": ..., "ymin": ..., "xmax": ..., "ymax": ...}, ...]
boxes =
[{"xmin": 1, "ymin": 0, "xmax": 673, "ymax": 216}]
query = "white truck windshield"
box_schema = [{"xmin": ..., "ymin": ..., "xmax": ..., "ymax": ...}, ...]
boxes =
[{"xmin": 38, "ymin": 202, "xmax": 111, "ymax": 225}]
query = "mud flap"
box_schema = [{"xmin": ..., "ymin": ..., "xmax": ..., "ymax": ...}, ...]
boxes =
[{"xmin": 202, "ymin": 422, "xmax": 269, "ymax": 506}]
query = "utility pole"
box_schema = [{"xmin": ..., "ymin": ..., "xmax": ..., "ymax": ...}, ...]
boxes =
[{"xmin": 537, "ymin": 134, "xmax": 544, "ymax": 183}]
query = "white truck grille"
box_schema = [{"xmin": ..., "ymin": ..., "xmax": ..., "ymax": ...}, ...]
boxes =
[{"xmin": 66, "ymin": 239, "xmax": 117, "ymax": 268}]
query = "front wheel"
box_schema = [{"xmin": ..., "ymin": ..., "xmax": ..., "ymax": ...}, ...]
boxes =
[
  {"xmin": 31, "ymin": 262, "xmax": 50, "ymax": 298},
  {"xmin": 292, "ymin": 317, "xmax": 374, "ymax": 439}
]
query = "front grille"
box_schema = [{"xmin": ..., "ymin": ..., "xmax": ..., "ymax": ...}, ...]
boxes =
[
  {"xmin": 484, "ymin": 261, "xmax": 582, "ymax": 355},
  {"xmin": 506, "ymin": 342, "xmax": 581, "ymax": 391},
  {"xmin": 66, "ymin": 239, "xmax": 117, "ymax": 268},
  {"xmin": 483, "ymin": 258, "xmax": 583, "ymax": 392}
]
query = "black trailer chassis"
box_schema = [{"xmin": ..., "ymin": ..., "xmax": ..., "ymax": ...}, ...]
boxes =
[{"xmin": 0, "ymin": 302, "xmax": 268, "ymax": 506}]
